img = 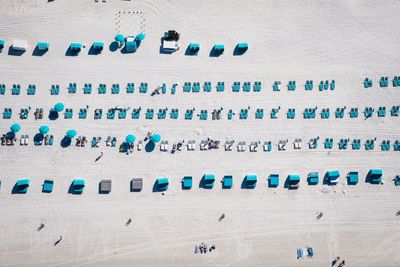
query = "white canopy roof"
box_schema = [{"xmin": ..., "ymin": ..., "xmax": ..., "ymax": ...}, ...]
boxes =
[{"xmin": 12, "ymin": 39, "xmax": 27, "ymax": 51}]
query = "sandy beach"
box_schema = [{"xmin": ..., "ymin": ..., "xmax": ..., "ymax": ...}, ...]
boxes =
[{"xmin": 0, "ymin": 0, "xmax": 399, "ymax": 266}]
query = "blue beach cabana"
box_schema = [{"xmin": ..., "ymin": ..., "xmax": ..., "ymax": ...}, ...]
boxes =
[
  {"xmin": 269, "ymin": 174, "xmax": 279, "ymax": 187},
  {"xmin": 188, "ymin": 43, "xmax": 200, "ymax": 55},
  {"xmin": 37, "ymin": 42, "xmax": 49, "ymax": 51},
  {"xmin": 182, "ymin": 176, "xmax": 192, "ymax": 189},
  {"xmin": 287, "ymin": 174, "xmax": 300, "ymax": 189},
  {"xmin": 202, "ymin": 173, "xmax": 215, "ymax": 188},
  {"xmin": 244, "ymin": 174, "xmax": 257, "ymax": 188},
  {"xmin": 42, "ymin": 180, "xmax": 54, "ymax": 193},
  {"xmin": 347, "ymin": 171, "xmax": 359, "ymax": 185},
  {"xmin": 70, "ymin": 42, "xmax": 82, "ymax": 53},
  {"xmin": 156, "ymin": 177, "xmax": 169, "ymax": 191},
  {"xmin": 0, "ymin": 39, "xmax": 4, "ymax": 50},
  {"xmin": 223, "ymin": 175, "xmax": 233, "ymax": 189},
  {"xmin": 213, "ymin": 44, "xmax": 224, "ymax": 55},
  {"xmin": 368, "ymin": 169, "xmax": 382, "ymax": 184},
  {"xmin": 307, "ymin": 172, "xmax": 319, "ymax": 185},
  {"xmin": 325, "ymin": 170, "xmax": 340, "ymax": 184},
  {"xmin": 15, "ymin": 179, "xmax": 30, "ymax": 193},
  {"xmin": 235, "ymin": 42, "xmax": 248, "ymax": 54},
  {"xmin": 71, "ymin": 179, "xmax": 85, "ymax": 194},
  {"xmin": 92, "ymin": 41, "xmax": 104, "ymax": 52}
]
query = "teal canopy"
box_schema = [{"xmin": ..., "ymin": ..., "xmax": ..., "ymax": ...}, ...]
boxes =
[
  {"xmin": 10, "ymin": 123, "xmax": 21, "ymax": 133},
  {"xmin": 125, "ymin": 134, "xmax": 136, "ymax": 144},
  {"xmin": 66, "ymin": 129, "xmax": 77, "ymax": 138},
  {"xmin": 245, "ymin": 174, "xmax": 257, "ymax": 188},
  {"xmin": 288, "ymin": 174, "xmax": 300, "ymax": 181},
  {"xmin": 237, "ymin": 42, "xmax": 248, "ymax": 49},
  {"xmin": 54, "ymin": 102, "xmax": 64, "ymax": 112},
  {"xmin": 39, "ymin": 125, "xmax": 49, "ymax": 134},
  {"xmin": 37, "ymin": 42, "xmax": 49, "ymax": 50},
  {"xmin": 115, "ymin": 33, "xmax": 125, "ymax": 43},
  {"xmin": 214, "ymin": 44, "xmax": 224, "ymax": 51},
  {"xmin": 223, "ymin": 175, "xmax": 233, "ymax": 188},
  {"xmin": 327, "ymin": 170, "xmax": 340, "ymax": 178},
  {"xmin": 70, "ymin": 42, "xmax": 82, "ymax": 51},
  {"xmin": 135, "ymin": 33, "xmax": 145, "ymax": 41},
  {"xmin": 269, "ymin": 174, "xmax": 279, "ymax": 187},
  {"xmin": 151, "ymin": 133, "xmax": 161, "ymax": 143},
  {"xmin": 93, "ymin": 41, "xmax": 104, "ymax": 50},
  {"xmin": 0, "ymin": 39, "xmax": 4, "ymax": 49}
]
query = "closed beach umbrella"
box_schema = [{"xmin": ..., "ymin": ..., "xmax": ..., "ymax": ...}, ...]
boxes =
[
  {"xmin": 39, "ymin": 125, "xmax": 49, "ymax": 134},
  {"xmin": 125, "ymin": 134, "xmax": 136, "ymax": 144},
  {"xmin": 54, "ymin": 102, "xmax": 64, "ymax": 112},
  {"xmin": 135, "ymin": 33, "xmax": 145, "ymax": 41},
  {"xmin": 10, "ymin": 123, "xmax": 21, "ymax": 133},
  {"xmin": 115, "ymin": 33, "xmax": 125, "ymax": 43},
  {"xmin": 151, "ymin": 133, "xmax": 161, "ymax": 143},
  {"xmin": 66, "ymin": 129, "xmax": 77, "ymax": 139}
]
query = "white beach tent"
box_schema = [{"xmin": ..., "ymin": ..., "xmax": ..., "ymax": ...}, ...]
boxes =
[{"xmin": 12, "ymin": 39, "xmax": 28, "ymax": 51}]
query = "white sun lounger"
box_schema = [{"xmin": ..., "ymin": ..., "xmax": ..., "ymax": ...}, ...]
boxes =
[
  {"xmin": 224, "ymin": 140, "xmax": 234, "ymax": 151},
  {"xmin": 250, "ymin": 141, "xmax": 258, "ymax": 152},
  {"xmin": 187, "ymin": 140, "xmax": 196, "ymax": 151},
  {"xmin": 24, "ymin": 135, "xmax": 28, "ymax": 145},
  {"xmin": 137, "ymin": 141, "xmax": 142, "ymax": 151},
  {"xmin": 160, "ymin": 141, "xmax": 168, "ymax": 152}
]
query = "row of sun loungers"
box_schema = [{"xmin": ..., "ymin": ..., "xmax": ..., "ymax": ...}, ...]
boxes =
[
  {"xmin": 5, "ymin": 105, "xmax": 399, "ymax": 120},
  {"xmin": 0, "ymin": 79, "xmax": 341, "ymax": 95},
  {"xmin": 4, "ymin": 134, "xmax": 399, "ymax": 152},
  {"xmin": 5, "ymin": 169, "xmax": 386, "ymax": 195},
  {"xmin": 364, "ymin": 76, "xmax": 400, "ymax": 88}
]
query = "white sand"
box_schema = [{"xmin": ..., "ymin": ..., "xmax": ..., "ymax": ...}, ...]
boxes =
[{"xmin": 0, "ymin": 0, "xmax": 400, "ymax": 266}]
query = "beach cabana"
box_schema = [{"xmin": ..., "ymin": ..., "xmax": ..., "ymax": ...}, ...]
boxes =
[
  {"xmin": 125, "ymin": 134, "xmax": 136, "ymax": 144},
  {"xmin": 307, "ymin": 172, "xmax": 319, "ymax": 185},
  {"xmin": 223, "ymin": 175, "xmax": 233, "ymax": 188},
  {"xmin": 325, "ymin": 170, "xmax": 340, "ymax": 184},
  {"xmin": 125, "ymin": 38, "xmax": 137, "ymax": 52},
  {"xmin": 269, "ymin": 174, "xmax": 279, "ymax": 187},
  {"xmin": 70, "ymin": 42, "xmax": 82, "ymax": 52},
  {"xmin": 236, "ymin": 42, "xmax": 248, "ymax": 52},
  {"xmin": 66, "ymin": 129, "xmax": 77, "ymax": 139},
  {"xmin": 368, "ymin": 169, "xmax": 382, "ymax": 184},
  {"xmin": 39, "ymin": 125, "xmax": 49, "ymax": 134},
  {"xmin": 92, "ymin": 41, "xmax": 104, "ymax": 52},
  {"xmin": 10, "ymin": 123, "xmax": 21, "ymax": 133},
  {"xmin": 37, "ymin": 42, "xmax": 49, "ymax": 51},
  {"xmin": 188, "ymin": 43, "xmax": 200, "ymax": 54},
  {"xmin": 131, "ymin": 178, "xmax": 143, "ymax": 191},
  {"xmin": 182, "ymin": 176, "xmax": 192, "ymax": 189},
  {"xmin": 347, "ymin": 171, "xmax": 359, "ymax": 185},
  {"xmin": 287, "ymin": 174, "xmax": 300, "ymax": 189},
  {"xmin": 157, "ymin": 177, "xmax": 169, "ymax": 191},
  {"xmin": 54, "ymin": 102, "xmax": 64, "ymax": 112},
  {"xmin": 151, "ymin": 133, "xmax": 161, "ymax": 143},
  {"xmin": 244, "ymin": 174, "xmax": 257, "ymax": 188},
  {"xmin": 203, "ymin": 174, "xmax": 215, "ymax": 188},
  {"xmin": 72, "ymin": 179, "xmax": 85, "ymax": 194},
  {"xmin": 42, "ymin": 180, "xmax": 54, "ymax": 193},
  {"xmin": 12, "ymin": 39, "xmax": 27, "ymax": 51},
  {"xmin": 0, "ymin": 39, "xmax": 4, "ymax": 50},
  {"xmin": 99, "ymin": 179, "xmax": 112, "ymax": 193},
  {"xmin": 16, "ymin": 179, "xmax": 30, "ymax": 193},
  {"xmin": 213, "ymin": 44, "xmax": 224, "ymax": 54}
]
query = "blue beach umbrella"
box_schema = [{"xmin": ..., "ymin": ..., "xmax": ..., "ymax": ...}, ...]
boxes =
[
  {"xmin": 10, "ymin": 123, "xmax": 21, "ymax": 133},
  {"xmin": 125, "ymin": 134, "xmax": 136, "ymax": 144},
  {"xmin": 115, "ymin": 33, "xmax": 125, "ymax": 43},
  {"xmin": 66, "ymin": 129, "xmax": 77, "ymax": 139},
  {"xmin": 54, "ymin": 102, "xmax": 64, "ymax": 112},
  {"xmin": 135, "ymin": 33, "xmax": 145, "ymax": 41},
  {"xmin": 39, "ymin": 125, "xmax": 49, "ymax": 134},
  {"xmin": 151, "ymin": 133, "xmax": 161, "ymax": 143}
]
